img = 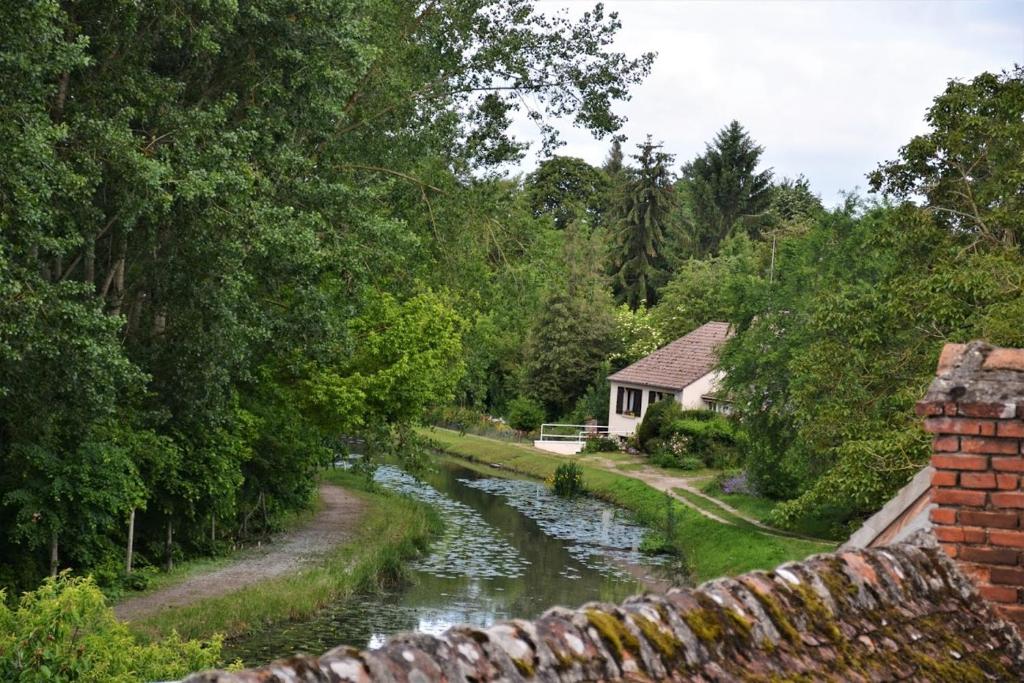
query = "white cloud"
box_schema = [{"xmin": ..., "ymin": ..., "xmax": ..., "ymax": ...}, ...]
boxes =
[{"xmin": 512, "ymin": 0, "xmax": 1024, "ymax": 205}]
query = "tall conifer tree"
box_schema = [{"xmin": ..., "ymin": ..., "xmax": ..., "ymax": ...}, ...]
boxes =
[
  {"xmin": 680, "ymin": 121, "xmax": 773, "ymax": 256},
  {"xmin": 612, "ymin": 136, "xmax": 675, "ymax": 310}
]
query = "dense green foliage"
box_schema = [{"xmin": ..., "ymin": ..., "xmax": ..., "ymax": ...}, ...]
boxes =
[
  {"xmin": 507, "ymin": 397, "xmax": 546, "ymax": 433},
  {"xmin": 654, "ymin": 67, "xmax": 1024, "ymax": 536},
  {"xmin": 0, "ymin": 0, "xmax": 652, "ymax": 590},
  {"xmin": 0, "ymin": 575, "xmax": 221, "ymax": 681}
]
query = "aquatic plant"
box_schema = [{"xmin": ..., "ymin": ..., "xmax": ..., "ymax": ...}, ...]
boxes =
[{"xmin": 552, "ymin": 462, "xmax": 585, "ymax": 497}]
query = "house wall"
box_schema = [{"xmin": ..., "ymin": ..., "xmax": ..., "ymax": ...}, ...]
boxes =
[
  {"xmin": 608, "ymin": 371, "xmax": 723, "ymax": 435},
  {"xmin": 680, "ymin": 370, "xmax": 722, "ymax": 409},
  {"xmin": 607, "ymin": 381, "xmax": 648, "ymax": 435}
]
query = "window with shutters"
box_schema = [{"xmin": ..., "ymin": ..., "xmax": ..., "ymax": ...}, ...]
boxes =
[{"xmin": 616, "ymin": 387, "xmax": 642, "ymax": 416}]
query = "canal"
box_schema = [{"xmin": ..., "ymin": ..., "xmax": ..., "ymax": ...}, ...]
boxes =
[{"xmin": 224, "ymin": 457, "xmax": 672, "ymax": 665}]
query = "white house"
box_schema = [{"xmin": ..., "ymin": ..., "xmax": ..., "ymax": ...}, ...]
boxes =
[{"xmin": 607, "ymin": 321, "xmax": 732, "ymax": 436}]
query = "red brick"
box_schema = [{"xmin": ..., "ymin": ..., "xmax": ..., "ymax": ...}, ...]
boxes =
[
  {"xmin": 960, "ymin": 510, "xmax": 1019, "ymax": 529},
  {"xmin": 960, "ymin": 402, "xmax": 1016, "ymax": 418},
  {"xmin": 992, "ymin": 492, "xmax": 1024, "ymax": 508},
  {"xmin": 924, "ymin": 417, "xmax": 995, "ymax": 436},
  {"xmin": 990, "ymin": 530, "xmax": 1024, "ymax": 548},
  {"xmin": 932, "ymin": 435, "xmax": 960, "ymax": 452},
  {"xmin": 998, "ymin": 473, "xmax": 1019, "ymax": 489},
  {"xmin": 930, "ymin": 507, "xmax": 958, "ymax": 525},
  {"xmin": 979, "ymin": 583, "xmax": 1019, "ymax": 603},
  {"xmin": 936, "ymin": 526, "xmax": 986, "ymax": 544},
  {"xmin": 915, "ymin": 401, "xmax": 944, "ymax": 417},
  {"xmin": 962, "ymin": 437, "xmax": 1020, "ymax": 454},
  {"xmin": 998, "ymin": 421, "xmax": 1024, "ymax": 438},
  {"xmin": 938, "ymin": 343, "xmax": 967, "ymax": 373},
  {"xmin": 932, "ymin": 488, "xmax": 988, "ymax": 506},
  {"xmin": 932, "ymin": 454, "xmax": 989, "ymax": 471},
  {"xmin": 931, "ymin": 470, "xmax": 958, "ymax": 487},
  {"xmin": 996, "ymin": 605, "xmax": 1024, "ymax": 625},
  {"xmin": 959, "ymin": 546, "xmax": 1019, "ymax": 565},
  {"xmin": 983, "ymin": 348, "xmax": 1024, "ymax": 372},
  {"xmin": 941, "ymin": 543, "xmax": 957, "ymax": 558},
  {"xmin": 933, "ymin": 526, "xmax": 965, "ymax": 543},
  {"xmin": 990, "ymin": 566, "xmax": 1024, "ymax": 585},
  {"xmin": 958, "ymin": 562, "xmax": 991, "ymax": 584},
  {"xmin": 945, "ymin": 402, "xmax": 959, "ymax": 416},
  {"xmin": 961, "ymin": 472, "xmax": 997, "ymax": 489},
  {"xmin": 993, "ymin": 457, "xmax": 1024, "ymax": 473}
]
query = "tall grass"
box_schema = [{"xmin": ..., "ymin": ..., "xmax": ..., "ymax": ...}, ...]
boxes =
[
  {"xmin": 420, "ymin": 427, "xmax": 834, "ymax": 582},
  {"xmin": 128, "ymin": 470, "xmax": 440, "ymax": 644}
]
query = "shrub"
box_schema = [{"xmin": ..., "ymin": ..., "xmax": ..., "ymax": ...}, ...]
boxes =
[
  {"xmin": 507, "ymin": 396, "xmax": 546, "ymax": 432},
  {"xmin": 0, "ymin": 573, "xmax": 223, "ymax": 682},
  {"xmin": 635, "ymin": 399, "xmax": 683, "ymax": 451},
  {"xmin": 657, "ymin": 411, "xmax": 745, "ymax": 468},
  {"xmin": 650, "ymin": 452, "xmax": 704, "ymax": 471},
  {"xmin": 581, "ymin": 437, "xmax": 620, "ymax": 453},
  {"xmin": 551, "ymin": 461, "xmax": 585, "ymax": 497}
]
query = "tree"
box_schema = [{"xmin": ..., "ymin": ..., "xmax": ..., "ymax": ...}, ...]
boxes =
[
  {"xmin": 869, "ymin": 66, "xmax": 1024, "ymax": 248},
  {"xmin": 651, "ymin": 234, "xmax": 761, "ymax": 341},
  {"xmin": 525, "ymin": 156, "xmax": 609, "ymax": 229},
  {"xmin": 769, "ymin": 176, "xmax": 824, "ymax": 224},
  {"xmin": 0, "ymin": 0, "xmax": 653, "ymax": 587},
  {"xmin": 523, "ymin": 225, "xmax": 618, "ymax": 417},
  {"xmin": 679, "ymin": 121, "xmax": 774, "ymax": 257},
  {"xmin": 612, "ymin": 136, "xmax": 676, "ymax": 310}
]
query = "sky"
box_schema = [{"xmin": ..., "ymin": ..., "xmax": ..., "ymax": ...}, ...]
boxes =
[{"xmin": 511, "ymin": 0, "xmax": 1024, "ymax": 207}]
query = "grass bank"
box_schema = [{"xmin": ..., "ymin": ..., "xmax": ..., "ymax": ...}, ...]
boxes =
[
  {"xmin": 420, "ymin": 427, "xmax": 834, "ymax": 582},
  {"xmin": 128, "ymin": 469, "xmax": 440, "ymax": 644}
]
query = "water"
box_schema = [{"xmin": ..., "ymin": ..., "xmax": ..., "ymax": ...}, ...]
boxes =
[{"xmin": 224, "ymin": 458, "xmax": 669, "ymax": 665}]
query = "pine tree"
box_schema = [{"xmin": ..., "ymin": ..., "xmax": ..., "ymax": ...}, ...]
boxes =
[
  {"xmin": 680, "ymin": 121, "xmax": 773, "ymax": 256},
  {"xmin": 603, "ymin": 139, "xmax": 625, "ymax": 176},
  {"xmin": 612, "ymin": 136, "xmax": 675, "ymax": 310}
]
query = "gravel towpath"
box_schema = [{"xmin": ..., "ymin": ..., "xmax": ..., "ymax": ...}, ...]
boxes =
[{"xmin": 115, "ymin": 483, "xmax": 366, "ymax": 621}]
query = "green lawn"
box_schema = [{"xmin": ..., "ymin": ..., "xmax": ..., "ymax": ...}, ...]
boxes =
[
  {"xmin": 419, "ymin": 427, "xmax": 835, "ymax": 582},
  {"xmin": 698, "ymin": 479, "xmax": 779, "ymax": 522}
]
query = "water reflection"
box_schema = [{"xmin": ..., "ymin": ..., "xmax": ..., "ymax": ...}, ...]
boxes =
[{"xmin": 224, "ymin": 459, "xmax": 664, "ymax": 665}]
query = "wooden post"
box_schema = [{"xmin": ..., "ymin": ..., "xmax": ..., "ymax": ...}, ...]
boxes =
[
  {"xmin": 164, "ymin": 520, "xmax": 174, "ymax": 571},
  {"xmin": 125, "ymin": 507, "xmax": 135, "ymax": 574},
  {"xmin": 49, "ymin": 531, "xmax": 59, "ymax": 577}
]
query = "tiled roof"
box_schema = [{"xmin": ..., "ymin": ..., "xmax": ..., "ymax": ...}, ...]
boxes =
[
  {"xmin": 608, "ymin": 321, "xmax": 731, "ymax": 390},
  {"xmin": 185, "ymin": 533, "xmax": 1024, "ymax": 682}
]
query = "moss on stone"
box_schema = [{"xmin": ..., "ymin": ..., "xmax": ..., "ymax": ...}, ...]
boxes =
[
  {"xmin": 748, "ymin": 587, "xmax": 801, "ymax": 645},
  {"xmin": 681, "ymin": 608, "xmax": 723, "ymax": 642},
  {"xmin": 585, "ymin": 609, "xmax": 639, "ymax": 663},
  {"xmin": 630, "ymin": 613, "xmax": 682, "ymax": 660},
  {"xmin": 790, "ymin": 583, "xmax": 841, "ymax": 643},
  {"xmin": 511, "ymin": 654, "xmax": 535, "ymax": 678}
]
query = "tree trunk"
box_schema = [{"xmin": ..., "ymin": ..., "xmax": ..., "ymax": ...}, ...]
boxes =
[
  {"xmin": 49, "ymin": 531, "xmax": 59, "ymax": 577},
  {"xmin": 84, "ymin": 236, "xmax": 95, "ymax": 288},
  {"xmin": 164, "ymin": 520, "xmax": 173, "ymax": 571},
  {"xmin": 211, "ymin": 513, "xmax": 216, "ymax": 545},
  {"xmin": 125, "ymin": 507, "xmax": 135, "ymax": 574}
]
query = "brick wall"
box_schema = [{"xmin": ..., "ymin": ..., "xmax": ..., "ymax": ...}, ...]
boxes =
[{"xmin": 917, "ymin": 341, "xmax": 1024, "ymax": 625}]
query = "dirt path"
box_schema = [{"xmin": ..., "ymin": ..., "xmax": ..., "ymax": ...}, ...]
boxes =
[
  {"xmin": 571, "ymin": 454, "xmax": 831, "ymax": 544},
  {"xmin": 115, "ymin": 483, "xmax": 367, "ymax": 621}
]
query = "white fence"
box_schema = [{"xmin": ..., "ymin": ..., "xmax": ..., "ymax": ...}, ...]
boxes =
[{"xmin": 534, "ymin": 423, "xmax": 630, "ymax": 454}]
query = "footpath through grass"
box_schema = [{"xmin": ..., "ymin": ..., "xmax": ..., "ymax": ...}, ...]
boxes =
[
  {"xmin": 420, "ymin": 427, "xmax": 834, "ymax": 582},
  {"xmin": 128, "ymin": 469, "xmax": 440, "ymax": 644}
]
